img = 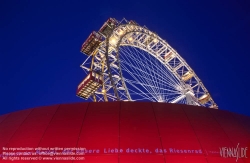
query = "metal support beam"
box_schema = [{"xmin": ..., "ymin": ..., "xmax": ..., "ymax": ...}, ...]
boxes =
[{"xmin": 104, "ymin": 36, "xmax": 120, "ymax": 100}]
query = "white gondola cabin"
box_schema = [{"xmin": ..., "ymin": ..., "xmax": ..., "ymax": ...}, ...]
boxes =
[
  {"xmin": 182, "ymin": 71, "xmax": 194, "ymax": 81},
  {"xmin": 76, "ymin": 71, "xmax": 103, "ymax": 99},
  {"xmin": 198, "ymin": 93, "xmax": 211, "ymax": 104}
]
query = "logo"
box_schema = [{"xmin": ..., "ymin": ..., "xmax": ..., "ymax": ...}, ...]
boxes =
[{"xmin": 219, "ymin": 143, "xmax": 248, "ymax": 162}]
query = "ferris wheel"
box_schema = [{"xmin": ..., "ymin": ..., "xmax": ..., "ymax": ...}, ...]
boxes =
[{"xmin": 77, "ymin": 18, "xmax": 218, "ymax": 109}]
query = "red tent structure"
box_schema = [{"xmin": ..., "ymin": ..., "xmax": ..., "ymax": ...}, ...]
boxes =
[{"xmin": 0, "ymin": 102, "xmax": 249, "ymax": 162}]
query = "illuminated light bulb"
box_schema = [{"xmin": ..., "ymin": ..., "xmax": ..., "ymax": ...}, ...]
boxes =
[
  {"xmin": 153, "ymin": 38, "xmax": 158, "ymax": 43},
  {"xmin": 118, "ymin": 31, "xmax": 123, "ymax": 35},
  {"xmin": 128, "ymin": 37, "xmax": 133, "ymax": 41},
  {"xmin": 102, "ymin": 89, "xmax": 106, "ymax": 93},
  {"xmin": 110, "ymin": 37, "xmax": 117, "ymax": 44}
]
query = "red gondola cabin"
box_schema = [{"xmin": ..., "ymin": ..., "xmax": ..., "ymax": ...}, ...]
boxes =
[
  {"xmin": 76, "ymin": 71, "xmax": 103, "ymax": 99},
  {"xmin": 99, "ymin": 18, "xmax": 118, "ymax": 37},
  {"xmin": 80, "ymin": 31, "xmax": 102, "ymax": 56}
]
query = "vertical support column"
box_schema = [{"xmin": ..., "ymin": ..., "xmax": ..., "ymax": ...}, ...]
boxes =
[
  {"xmin": 185, "ymin": 92, "xmax": 200, "ymax": 106},
  {"xmin": 93, "ymin": 94, "xmax": 97, "ymax": 102},
  {"xmin": 102, "ymin": 60, "xmax": 108, "ymax": 102},
  {"xmin": 105, "ymin": 36, "xmax": 120, "ymax": 101}
]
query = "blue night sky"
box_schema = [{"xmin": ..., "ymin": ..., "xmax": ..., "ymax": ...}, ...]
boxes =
[{"xmin": 0, "ymin": 0, "xmax": 249, "ymax": 116}]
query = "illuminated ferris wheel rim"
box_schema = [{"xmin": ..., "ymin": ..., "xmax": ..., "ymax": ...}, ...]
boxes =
[{"xmin": 78, "ymin": 18, "xmax": 218, "ymax": 109}]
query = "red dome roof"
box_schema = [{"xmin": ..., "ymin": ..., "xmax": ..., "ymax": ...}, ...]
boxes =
[{"xmin": 0, "ymin": 102, "xmax": 249, "ymax": 162}]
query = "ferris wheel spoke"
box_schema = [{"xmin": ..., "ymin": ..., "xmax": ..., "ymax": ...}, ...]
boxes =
[
  {"xmin": 120, "ymin": 47, "xmax": 183, "ymax": 91},
  {"xmin": 121, "ymin": 66, "xmax": 176, "ymax": 92},
  {"xmin": 120, "ymin": 47, "xmax": 182, "ymax": 90},
  {"xmin": 119, "ymin": 49, "xmax": 180, "ymax": 101},
  {"xmin": 121, "ymin": 68, "xmax": 181, "ymax": 102},
  {"xmin": 123, "ymin": 71, "xmax": 160, "ymax": 101},
  {"xmin": 120, "ymin": 48, "xmax": 161, "ymax": 97},
  {"xmin": 121, "ymin": 64, "xmax": 176, "ymax": 101},
  {"xmin": 126, "ymin": 81, "xmax": 156, "ymax": 101},
  {"xmin": 124, "ymin": 50, "xmax": 182, "ymax": 89},
  {"xmin": 124, "ymin": 78, "xmax": 181, "ymax": 94}
]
